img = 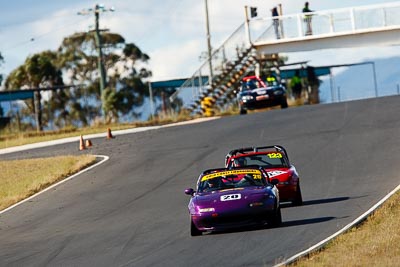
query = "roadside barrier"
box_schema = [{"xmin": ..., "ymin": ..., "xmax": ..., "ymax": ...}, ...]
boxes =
[
  {"xmin": 201, "ymin": 97, "xmax": 215, "ymax": 117},
  {"xmin": 107, "ymin": 128, "xmax": 114, "ymax": 139},
  {"xmin": 85, "ymin": 139, "xmax": 93, "ymax": 148},
  {"xmin": 79, "ymin": 135, "xmax": 86, "ymax": 151}
]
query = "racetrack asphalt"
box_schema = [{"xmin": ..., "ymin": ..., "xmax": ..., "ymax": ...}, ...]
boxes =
[{"xmin": 0, "ymin": 95, "xmax": 399, "ymax": 267}]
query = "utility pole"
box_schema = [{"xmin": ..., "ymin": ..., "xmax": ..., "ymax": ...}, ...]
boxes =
[
  {"xmin": 78, "ymin": 4, "xmax": 114, "ymax": 117},
  {"xmin": 148, "ymin": 81, "xmax": 155, "ymax": 120},
  {"xmin": 244, "ymin": 6, "xmax": 252, "ymax": 47},
  {"xmin": 94, "ymin": 5, "xmax": 107, "ymax": 101},
  {"xmin": 204, "ymin": 0, "xmax": 214, "ymax": 89}
]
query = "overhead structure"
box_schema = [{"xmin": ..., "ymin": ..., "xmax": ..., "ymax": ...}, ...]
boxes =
[
  {"xmin": 250, "ymin": 2, "xmax": 400, "ymax": 54},
  {"xmin": 172, "ymin": 2, "xmax": 400, "ymax": 115}
]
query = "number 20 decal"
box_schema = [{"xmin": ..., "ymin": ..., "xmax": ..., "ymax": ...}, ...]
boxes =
[
  {"xmin": 268, "ymin": 153, "xmax": 282, "ymax": 159},
  {"xmin": 220, "ymin": 194, "xmax": 241, "ymax": 201}
]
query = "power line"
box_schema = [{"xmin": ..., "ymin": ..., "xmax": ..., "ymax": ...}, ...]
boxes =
[
  {"xmin": 1, "ymin": 16, "xmax": 91, "ymax": 52},
  {"xmin": 0, "ymin": 13, "xmax": 77, "ymax": 28}
]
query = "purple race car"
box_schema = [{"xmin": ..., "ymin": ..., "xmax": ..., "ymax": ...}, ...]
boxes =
[{"xmin": 184, "ymin": 166, "xmax": 282, "ymax": 236}]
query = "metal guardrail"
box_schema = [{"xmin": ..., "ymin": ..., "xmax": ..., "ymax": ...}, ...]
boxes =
[{"xmin": 251, "ymin": 1, "xmax": 400, "ymax": 44}]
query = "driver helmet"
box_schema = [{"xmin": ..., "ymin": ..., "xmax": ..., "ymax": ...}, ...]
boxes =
[{"xmin": 235, "ymin": 157, "xmax": 247, "ymax": 167}]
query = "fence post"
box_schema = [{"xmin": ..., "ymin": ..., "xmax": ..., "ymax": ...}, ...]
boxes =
[
  {"xmin": 350, "ymin": 8, "xmax": 356, "ymax": 32},
  {"xmin": 297, "ymin": 14, "xmax": 303, "ymax": 37},
  {"xmin": 329, "ymin": 13, "xmax": 334, "ymax": 33}
]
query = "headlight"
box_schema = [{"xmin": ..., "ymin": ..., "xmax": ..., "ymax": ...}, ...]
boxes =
[
  {"xmin": 198, "ymin": 207, "xmax": 215, "ymax": 213},
  {"xmin": 241, "ymin": 95, "xmax": 253, "ymax": 100}
]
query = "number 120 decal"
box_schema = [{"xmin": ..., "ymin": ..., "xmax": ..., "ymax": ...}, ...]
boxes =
[{"xmin": 220, "ymin": 194, "xmax": 241, "ymax": 201}]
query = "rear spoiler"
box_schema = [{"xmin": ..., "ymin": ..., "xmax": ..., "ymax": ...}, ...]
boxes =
[{"xmin": 224, "ymin": 145, "xmax": 289, "ymax": 167}]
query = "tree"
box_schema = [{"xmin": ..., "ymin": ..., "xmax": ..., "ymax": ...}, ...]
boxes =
[
  {"xmin": 57, "ymin": 31, "xmax": 151, "ymax": 124},
  {"xmin": 0, "ymin": 52, "xmax": 3, "ymax": 86},
  {"xmin": 4, "ymin": 51, "xmax": 63, "ymax": 131},
  {"xmin": 0, "ymin": 52, "xmax": 4, "ymax": 117},
  {"xmin": 4, "ymin": 31, "xmax": 152, "ymax": 131}
]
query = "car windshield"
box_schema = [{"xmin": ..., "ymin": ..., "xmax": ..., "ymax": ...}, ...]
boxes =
[
  {"xmin": 242, "ymin": 79, "xmax": 261, "ymax": 91},
  {"xmin": 229, "ymin": 153, "xmax": 288, "ymax": 168},
  {"xmin": 198, "ymin": 169, "xmax": 266, "ymax": 193}
]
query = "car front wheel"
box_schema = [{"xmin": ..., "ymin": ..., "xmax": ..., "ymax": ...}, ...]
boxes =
[
  {"xmin": 268, "ymin": 206, "xmax": 282, "ymax": 227},
  {"xmin": 292, "ymin": 183, "xmax": 303, "ymax": 206},
  {"xmin": 190, "ymin": 219, "xmax": 202, "ymax": 236}
]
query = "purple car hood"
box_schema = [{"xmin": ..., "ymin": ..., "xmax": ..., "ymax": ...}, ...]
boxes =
[{"xmin": 194, "ymin": 186, "xmax": 273, "ymax": 207}]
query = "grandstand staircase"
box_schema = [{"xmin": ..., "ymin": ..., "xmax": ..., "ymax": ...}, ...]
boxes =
[
  {"xmin": 190, "ymin": 47, "xmax": 258, "ymax": 114},
  {"xmin": 170, "ymin": 23, "xmax": 259, "ymax": 115},
  {"xmin": 169, "ymin": 2, "xmax": 400, "ymax": 115}
]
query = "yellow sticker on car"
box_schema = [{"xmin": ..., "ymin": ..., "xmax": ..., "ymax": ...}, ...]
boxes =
[
  {"xmin": 267, "ymin": 153, "xmax": 282, "ymax": 159},
  {"xmin": 201, "ymin": 169, "xmax": 261, "ymax": 181}
]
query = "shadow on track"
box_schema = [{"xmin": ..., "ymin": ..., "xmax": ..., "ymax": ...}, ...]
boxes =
[
  {"xmin": 281, "ymin": 196, "xmax": 357, "ymax": 208},
  {"xmin": 280, "ymin": 216, "xmax": 338, "ymax": 228},
  {"xmin": 199, "ymin": 215, "xmax": 339, "ymax": 236},
  {"xmin": 302, "ymin": 197, "xmax": 350, "ymax": 206}
]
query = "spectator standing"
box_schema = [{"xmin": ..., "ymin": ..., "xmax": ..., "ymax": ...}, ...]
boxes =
[
  {"xmin": 271, "ymin": 6, "xmax": 280, "ymax": 39},
  {"xmin": 266, "ymin": 71, "xmax": 278, "ymax": 86},
  {"xmin": 302, "ymin": 2, "xmax": 314, "ymax": 35},
  {"xmin": 290, "ymin": 70, "xmax": 302, "ymax": 99}
]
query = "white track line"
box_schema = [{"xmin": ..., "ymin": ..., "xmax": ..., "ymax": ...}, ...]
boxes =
[
  {"xmin": 0, "ymin": 155, "xmax": 109, "ymax": 215},
  {"xmin": 274, "ymin": 182, "xmax": 400, "ymax": 267},
  {"xmin": 0, "ymin": 117, "xmax": 220, "ymax": 213},
  {"xmin": 0, "ymin": 117, "xmax": 219, "ymax": 155}
]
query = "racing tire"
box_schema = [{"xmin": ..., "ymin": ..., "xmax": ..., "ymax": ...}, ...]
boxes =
[
  {"xmin": 280, "ymin": 99, "xmax": 288, "ymax": 109},
  {"xmin": 190, "ymin": 219, "xmax": 202, "ymax": 236},
  {"xmin": 240, "ymin": 108, "xmax": 247, "ymax": 115},
  {"xmin": 268, "ymin": 206, "xmax": 282, "ymax": 228},
  {"xmin": 292, "ymin": 183, "xmax": 303, "ymax": 206}
]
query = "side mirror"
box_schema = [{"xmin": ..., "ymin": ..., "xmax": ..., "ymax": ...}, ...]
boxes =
[
  {"xmin": 185, "ymin": 188, "xmax": 195, "ymax": 196},
  {"xmin": 270, "ymin": 179, "xmax": 279, "ymax": 186}
]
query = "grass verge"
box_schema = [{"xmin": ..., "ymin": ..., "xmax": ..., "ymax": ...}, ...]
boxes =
[
  {"xmin": 0, "ymin": 110, "xmax": 198, "ymax": 149},
  {"xmin": 291, "ymin": 190, "xmax": 400, "ymax": 267},
  {"xmin": 0, "ymin": 155, "xmax": 96, "ymax": 211},
  {"xmin": 0, "ymin": 96, "xmax": 306, "ymax": 150}
]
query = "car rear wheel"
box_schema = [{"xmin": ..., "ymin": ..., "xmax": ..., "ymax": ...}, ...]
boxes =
[
  {"xmin": 268, "ymin": 206, "xmax": 282, "ymax": 227},
  {"xmin": 190, "ymin": 219, "xmax": 202, "ymax": 236},
  {"xmin": 240, "ymin": 108, "xmax": 247, "ymax": 115},
  {"xmin": 292, "ymin": 183, "xmax": 303, "ymax": 206},
  {"xmin": 280, "ymin": 99, "xmax": 288, "ymax": 109}
]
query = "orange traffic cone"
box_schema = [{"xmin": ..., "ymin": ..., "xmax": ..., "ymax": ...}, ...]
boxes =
[
  {"xmin": 107, "ymin": 128, "xmax": 114, "ymax": 139},
  {"xmin": 79, "ymin": 135, "xmax": 86, "ymax": 151},
  {"xmin": 85, "ymin": 139, "xmax": 93, "ymax": 148}
]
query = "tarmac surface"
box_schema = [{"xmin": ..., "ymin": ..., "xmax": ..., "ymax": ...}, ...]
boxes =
[{"xmin": 0, "ymin": 95, "xmax": 399, "ymax": 266}]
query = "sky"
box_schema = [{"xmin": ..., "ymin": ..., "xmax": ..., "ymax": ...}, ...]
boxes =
[{"xmin": 1, "ymin": 0, "xmax": 400, "ymax": 85}]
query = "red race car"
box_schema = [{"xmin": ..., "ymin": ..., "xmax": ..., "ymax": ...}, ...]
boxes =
[{"xmin": 225, "ymin": 145, "xmax": 303, "ymax": 206}]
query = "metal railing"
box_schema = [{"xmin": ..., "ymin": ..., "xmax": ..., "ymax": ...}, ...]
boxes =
[
  {"xmin": 170, "ymin": 23, "xmax": 249, "ymax": 106},
  {"xmin": 171, "ymin": 2, "xmax": 400, "ymax": 111},
  {"xmin": 251, "ymin": 2, "xmax": 400, "ymax": 44}
]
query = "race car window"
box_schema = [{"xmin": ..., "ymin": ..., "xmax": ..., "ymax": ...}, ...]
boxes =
[
  {"xmin": 198, "ymin": 170, "xmax": 266, "ymax": 192},
  {"xmin": 229, "ymin": 153, "xmax": 287, "ymax": 168}
]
